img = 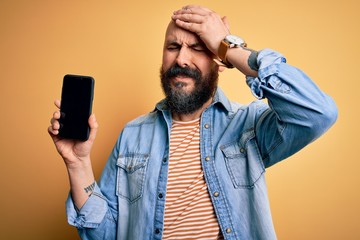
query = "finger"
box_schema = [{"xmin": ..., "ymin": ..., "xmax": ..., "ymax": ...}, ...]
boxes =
[
  {"xmin": 222, "ymin": 16, "xmax": 230, "ymax": 31},
  {"xmin": 182, "ymin": 5, "xmax": 212, "ymax": 14},
  {"xmin": 53, "ymin": 110, "xmax": 61, "ymax": 120},
  {"xmin": 87, "ymin": 113, "xmax": 98, "ymax": 143},
  {"xmin": 54, "ymin": 99, "xmax": 61, "ymax": 109},
  {"xmin": 173, "ymin": 8, "xmax": 208, "ymax": 19},
  {"xmin": 48, "ymin": 125, "xmax": 59, "ymax": 136},
  {"xmin": 173, "ymin": 19, "xmax": 198, "ymax": 32},
  {"xmin": 173, "ymin": 5, "xmax": 212, "ymax": 18},
  {"xmin": 50, "ymin": 117, "xmax": 60, "ymax": 130},
  {"xmin": 172, "ymin": 13, "xmax": 204, "ymax": 24}
]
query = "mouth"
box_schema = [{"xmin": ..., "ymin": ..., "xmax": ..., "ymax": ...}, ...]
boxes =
[
  {"xmin": 172, "ymin": 75, "xmax": 195, "ymax": 89},
  {"xmin": 161, "ymin": 64, "xmax": 201, "ymax": 92}
]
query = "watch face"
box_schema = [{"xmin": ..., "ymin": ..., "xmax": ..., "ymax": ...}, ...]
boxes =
[{"xmin": 225, "ymin": 35, "xmax": 245, "ymax": 46}]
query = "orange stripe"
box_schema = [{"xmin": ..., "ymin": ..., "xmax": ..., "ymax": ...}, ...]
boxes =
[{"xmin": 163, "ymin": 119, "xmax": 222, "ymax": 239}]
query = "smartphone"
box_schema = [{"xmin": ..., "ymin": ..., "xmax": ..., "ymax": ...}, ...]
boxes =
[{"xmin": 59, "ymin": 74, "xmax": 95, "ymax": 141}]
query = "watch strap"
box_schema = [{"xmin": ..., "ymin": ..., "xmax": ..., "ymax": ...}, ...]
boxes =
[{"xmin": 218, "ymin": 40, "xmax": 234, "ymax": 68}]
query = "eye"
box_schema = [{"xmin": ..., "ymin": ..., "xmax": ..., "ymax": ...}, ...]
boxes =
[
  {"xmin": 192, "ymin": 47, "xmax": 205, "ymax": 52},
  {"xmin": 166, "ymin": 43, "xmax": 181, "ymax": 51},
  {"xmin": 191, "ymin": 44, "xmax": 206, "ymax": 52},
  {"xmin": 167, "ymin": 46, "xmax": 179, "ymax": 51}
]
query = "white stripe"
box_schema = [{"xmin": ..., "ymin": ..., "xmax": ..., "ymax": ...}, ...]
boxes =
[
  {"xmin": 167, "ymin": 170, "xmax": 202, "ymax": 177},
  {"xmin": 164, "ymin": 206, "xmax": 215, "ymax": 216},
  {"xmin": 164, "ymin": 230, "xmax": 221, "ymax": 237},
  {"xmin": 163, "ymin": 119, "xmax": 221, "ymax": 239},
  {"xmin": 165, "ymin": 221, "xmax": 220, "ymax": 230}
]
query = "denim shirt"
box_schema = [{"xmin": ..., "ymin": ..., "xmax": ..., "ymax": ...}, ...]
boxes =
[{"xmin": 66, "ymin": 49, "xmax": 338, "ymax": 240}]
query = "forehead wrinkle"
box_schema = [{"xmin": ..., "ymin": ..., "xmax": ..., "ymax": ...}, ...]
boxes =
[
  {"xmin": 164, "ymin": 22, "xmax": 201, "ymax": 47},
  {"xmin": 165, "ymin": 35, "xmax": 200, "ymax": 47}
]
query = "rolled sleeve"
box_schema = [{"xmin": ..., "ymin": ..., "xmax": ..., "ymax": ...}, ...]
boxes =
[
  {"xmin": 246, "ymin": 49, "xmax": 287, "ymax": 99},
  {"xmin": 66, "ymin": 183, "xmax": 108, "ymax": 229},
  {"xmin": 244, "ymin": 48, "xmax": 337, "ymax": 167}
]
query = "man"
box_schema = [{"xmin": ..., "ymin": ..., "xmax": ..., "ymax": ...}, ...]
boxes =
[{"xmin": 48, "ymin": 5, "xmax": 337, "ymax": 240}]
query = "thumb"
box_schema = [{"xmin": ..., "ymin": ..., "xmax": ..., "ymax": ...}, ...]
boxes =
[{"xmin": 87, "ymin": 113, "xmax": 99, "ymax": 143}]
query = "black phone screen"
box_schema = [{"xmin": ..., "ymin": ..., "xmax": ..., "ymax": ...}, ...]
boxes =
[{"xmin": 59, "ymin": 74, "xmax": 94, "ymax": 141}]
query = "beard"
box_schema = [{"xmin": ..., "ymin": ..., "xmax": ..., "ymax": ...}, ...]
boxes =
[{"xmin": 160, "ymin": 64, "xmax": 219, "ymax": 115}]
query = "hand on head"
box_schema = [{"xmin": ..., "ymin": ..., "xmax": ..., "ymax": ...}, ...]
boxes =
[{"xmin": 172, "ymin": 5, "xmax": 230, "ymax": 57}]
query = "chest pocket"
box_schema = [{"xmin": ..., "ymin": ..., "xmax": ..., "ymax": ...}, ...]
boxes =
[
  {"xmin": 116, "ymin": 153, "xmax": 149, "ymax": 203},
  {"xmin": 220, "ymin": 132, "xmax": 265, "ymax": 189}
]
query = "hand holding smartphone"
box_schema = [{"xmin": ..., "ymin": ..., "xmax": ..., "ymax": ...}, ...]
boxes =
[{"xmin": 59, "ymin": 74, "xmax": 95, "ymax": 141}]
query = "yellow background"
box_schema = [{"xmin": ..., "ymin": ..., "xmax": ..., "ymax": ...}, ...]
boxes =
[{"xmin": 0, "ymin": 0, "xmax": 359, "ymax": 239}]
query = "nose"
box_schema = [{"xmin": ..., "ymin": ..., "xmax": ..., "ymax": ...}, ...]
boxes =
[{"xmin": 176, "ymin": 47, "xmax": 191, "ymax": 68}]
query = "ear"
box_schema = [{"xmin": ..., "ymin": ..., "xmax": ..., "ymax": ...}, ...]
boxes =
[
  {"xmin": 212, "ymin": 58, "xmax": 227, "ymax": 73},
  {"xmin": 218, "ymin": 65, "xmax": 226, "ymax": 72}
]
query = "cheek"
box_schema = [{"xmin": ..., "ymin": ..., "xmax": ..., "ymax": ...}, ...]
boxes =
[
  {"xmin": 162, "ymin": 52, "xmax": 176, "ymax": 70},
  {"xmin": 195, "ymin": 56, "xmax": 218, "ymax": 75}
]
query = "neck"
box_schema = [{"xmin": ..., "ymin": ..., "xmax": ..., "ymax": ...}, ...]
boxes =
[{"xmin": 171, "ymin": 97, "xmax": 213, "ymax": 122}]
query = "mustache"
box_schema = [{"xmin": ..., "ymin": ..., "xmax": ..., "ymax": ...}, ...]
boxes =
[{"xmin": 161, "ymin": 64, "xmax": 201, "ymax": 81}]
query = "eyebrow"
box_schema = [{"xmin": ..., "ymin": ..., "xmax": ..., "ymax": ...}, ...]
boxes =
[
  {"xmin": 189, "ymin": 42, "xmax": 205, "ymax": 49},
  {"xmin": 166, "ymin": 41, "xmax": 181, "ymax": 47},
  {"xmin": 165, "ymin": 40, "xmax": 205, "ymax": 49}
]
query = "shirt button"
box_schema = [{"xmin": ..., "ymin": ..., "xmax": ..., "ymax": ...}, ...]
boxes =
[
  {"xmin": 240, "ymin": 148, "xmax": 245, "ymax": 153},
  {"xmin": 213, "ymin": 192, "xmax": 219, "ymax": 197},
  {"xmin": 205, "ymin": 156, "xmax": 210, "ymax": 161},
  {"xmin": 226, "ymin": 228, "xmax": 232, "ymax": 233},
  {"xmin": 204, "ymin": 123, "xmax": 210, "ymax": 129},
  {"xmin": 155, "ymin": 228, "xmax": 161, "ymax": 234},
  {"xmin": 163, "ymin": 157, "xmax": 167, "ymax": 163},
  {"xmin": 158, "ymin": 193, "xmax": 163, "ymax": 199}
]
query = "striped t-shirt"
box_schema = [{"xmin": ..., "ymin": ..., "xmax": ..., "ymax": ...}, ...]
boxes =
[{"xmin": 162, "ymin": 118, "xmax": 223, "ymax": 239}]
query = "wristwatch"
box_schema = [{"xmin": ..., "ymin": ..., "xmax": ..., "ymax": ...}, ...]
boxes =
[{"xmin": 218, "ymin": 35, "xmax": 247, "ymax": 68}]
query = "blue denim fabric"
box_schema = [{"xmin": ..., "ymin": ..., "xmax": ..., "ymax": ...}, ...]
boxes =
[{"xmin": 66, "ymin": 49, "xmax": 338, "ymax": 239}]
